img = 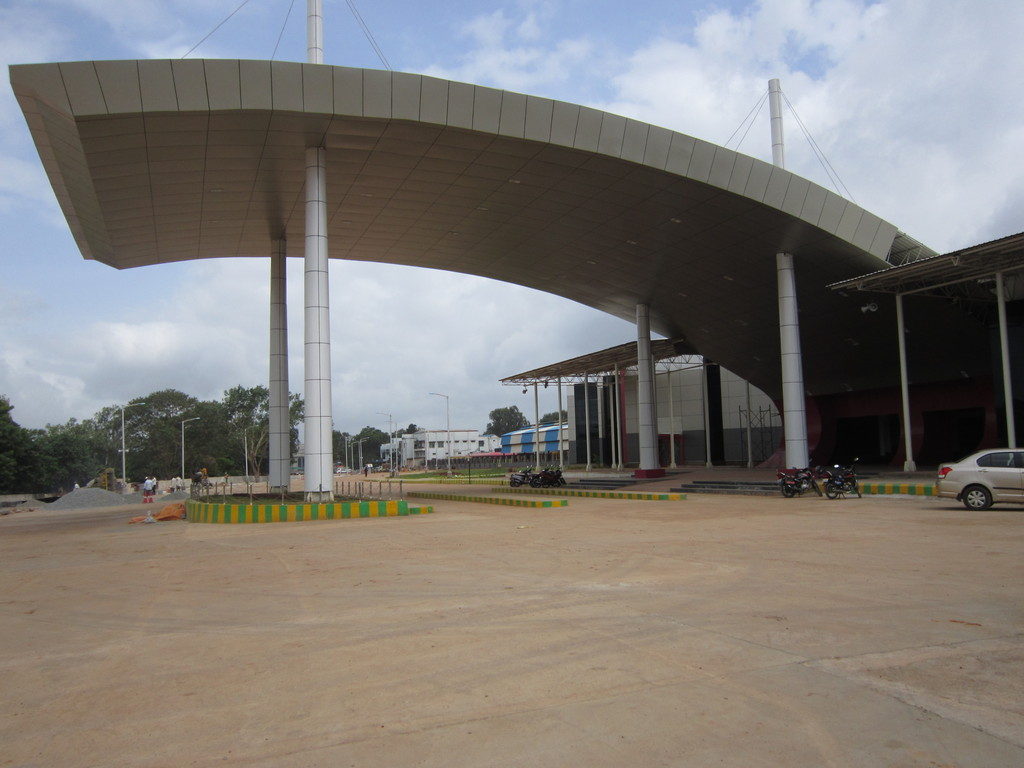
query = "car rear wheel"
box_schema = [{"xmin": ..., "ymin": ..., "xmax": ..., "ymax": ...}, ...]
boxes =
[{"xmin": 962, "ymin": 485, "xmax": 993, "ymax": 511}]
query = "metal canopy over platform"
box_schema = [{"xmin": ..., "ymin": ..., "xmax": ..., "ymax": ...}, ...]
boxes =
[
  {"xmin": 829, "ymin": 230, "xmax": 1024, "ymax": 302},
  {"xmin": 10, "ymin": 59, "xmax": 988, "ymax": 400},
  {"xmin": 501, "ymin": 337, "xmax": 698, "ymax": 385}
]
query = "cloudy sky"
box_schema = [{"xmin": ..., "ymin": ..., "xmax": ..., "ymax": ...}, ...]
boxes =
[{"xmin": 1, "ymin": 0, "xmax": 1022, "ymax": 435}]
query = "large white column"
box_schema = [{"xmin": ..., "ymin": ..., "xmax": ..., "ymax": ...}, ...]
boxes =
[
  {"xmin": 306, "ymin": 0, "xmax": 324, "ymax": 64},
  {"xmin": 667, "ymin": 368, "xmax": 677, "ymax": 468},
  {"xmin": 702, "ymin": 361, "xmax": 713, "ymax": 468},
  {"xmin": 777, "ymin": 253, "xmax": 809, "ymax": 468},
  {"xmin": 996, "ymin": 272, "xmax": 1016, "ymax": 448},
  {"xmin": 612, "ymin": 365, "xmax": 623, "ymax": 469},
  {"xmin": 557, "ymin": 378, "xmax": 564, "ymax": 470},
  {"xmin": 895, "ymin": 293, "xmax": 916, "ymax": 471},
  {"xmin": 768, "ymin": 78, "xmax": 785, "ymax": 167},
  {"xmin": 583, "ymin": 374, "xmax": 592, "ymax": 472},
  {"xmin": 533, "ymin": 383, "xmax": 541, "ymax": 471},
  {"xmin": 769, "ymin": 77, "xmax": 809, "ymax": 469},
  {"xmin": 304, "ymin": 145, "xmax": 333, "ymax": 499},
  {"xmin": 745, "ymin": 380, "xmax": 754, "ymax": 468},
  {"xmin": 269, "ymin": 239, "xmax": 290, "ymax": 490},
  {"xmin": 635, "ymin": 303, "xmax": 661, "ymax": 475}
]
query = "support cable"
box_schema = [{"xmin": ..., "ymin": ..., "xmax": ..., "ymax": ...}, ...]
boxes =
[
  {"xmin": 271, "ymin": 0, "xmax": 298, "ymax": 60},
  {"xmin": 724, "ymin": 89, "xmax": 768, "ymax": 151},
  {"xmin": 782, "ymin": 92, "xmax": 857, "ymax": 202},
  {"xmin": 181, "ymin": 0, "xmax": 256, "ymax": 58},
  {"xmin": 345, "ymin": 0, "xmax": 391, "ymax": 69}
]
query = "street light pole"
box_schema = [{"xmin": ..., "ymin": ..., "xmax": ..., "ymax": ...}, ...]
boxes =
[
  {"xmin": 180, "ymin": 417, "xmax": 200, "ymax": 479},
  {"xmin": 429, "ymin": 392, "xmax": 451, "ymax": 475},
  {"xmin": 120, "ymin": 401, "xmax": 146, "ymax": 485},
  {"xmin": 377, "ymin": 411, "xmax": 393, "ymax": 475}
]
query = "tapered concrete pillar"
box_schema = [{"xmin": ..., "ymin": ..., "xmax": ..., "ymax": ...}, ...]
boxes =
[
  {"xmin": 895, "ymin": 293, "xmax": 917, "ymax": 471},
  {"xmin": 635, "ymin": 303, "xmax": 663, "ymax": 477},
  {"xmin": 268, "ymin": 239, "xmax": 290, "ymax": 490},
  {"xmin": 583, "ymin": 373, "xmax": 592, "ymax": 472},
  {"xmin": 997, "ymin": 272, "xmax": 1017, "ymax": 448},
  {"xmin": 304, "ymin": 145, "xmax": 333, "ymax": 500},
  {"xmin": 777, "ymin": 252, "xmax": 809, "ymax": 468}
]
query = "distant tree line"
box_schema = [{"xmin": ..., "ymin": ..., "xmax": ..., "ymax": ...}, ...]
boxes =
[
  {"xmin": 1, "ymin": 396, "xmax": 573, "ymax": 494},
  {"xmin": 0, "ymin": 387, "xmax": 302, "ymax": 494}
]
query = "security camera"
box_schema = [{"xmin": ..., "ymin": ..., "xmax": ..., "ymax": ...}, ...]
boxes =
[{"xmin": 860, "ymin": 302, "xmax": 878, "ymax": 314}]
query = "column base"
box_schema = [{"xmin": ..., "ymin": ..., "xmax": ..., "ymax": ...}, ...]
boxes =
[
  {"xmin": 304, "ymin": 491, "xmax": 334, "ymax": 502},
  {"xmin": 633, "ymin": 468, "xmax": 666, "ymax": 479}
]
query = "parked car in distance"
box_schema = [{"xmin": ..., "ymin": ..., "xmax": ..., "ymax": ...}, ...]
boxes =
[{"xmin": 936, "ymin": 449, "xmax": 1024, "ymax": 510}]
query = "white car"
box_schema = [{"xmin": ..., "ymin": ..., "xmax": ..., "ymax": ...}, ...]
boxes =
[{"xmin": 936, "ymin": 449, "xmax": 1024, "ymax": 510}]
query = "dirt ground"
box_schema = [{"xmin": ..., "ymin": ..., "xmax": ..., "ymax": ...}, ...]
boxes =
[{"xmin": 1, "ymin": 488, "xmax": 1021, "ymax": 767}]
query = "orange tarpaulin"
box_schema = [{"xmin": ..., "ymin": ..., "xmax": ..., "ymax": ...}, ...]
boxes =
[{"xmin": 128, "ymin": 503, "xmax": 186, "ymax": 524}]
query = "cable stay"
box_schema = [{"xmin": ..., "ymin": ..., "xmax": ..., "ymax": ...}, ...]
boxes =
[
  {"xmin": 271, "ymin": 0, "xmax": 297, "ymax": 60},
  {"xmin": 181, "ymin": 0, "xmax": 256, "ymax": 59},
  {"xmin": 345, "ymin": 0, "xmax": 391, "ymax": 70},
  {"xmin": 781, "ymin": 91, "xmax": 857, "ymax": 202},
  {"xmin": 724, "ymin": 89, "xmax": 769, "ymax": 152}
]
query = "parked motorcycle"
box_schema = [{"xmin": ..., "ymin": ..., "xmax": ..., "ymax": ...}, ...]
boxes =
[
  {"xmin": 777, "ymin": 467, "xmax": 821, "ymax": 497},
  {"xmin": 509, "ymin": 468, "xmax": 535, "ymax": 487},
  {"xmin": 819, "ymin": 463, "xmax": 861, "ymax": 499},
  {"xmin": 529, "ymin": 467, "xmax": 566, "ymax": 488}
]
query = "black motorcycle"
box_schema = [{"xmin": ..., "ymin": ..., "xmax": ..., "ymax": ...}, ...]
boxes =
[
  {"xmin": 777, "ymin": 467, "xmax": 821, "ymax": 497},
  {"xmin": 530, "ymin": 467, "xmax": 566, "ymax": 488},
  {"xmin": 820, "ymin": 464, "xmax": 860, "ymax": 499}
]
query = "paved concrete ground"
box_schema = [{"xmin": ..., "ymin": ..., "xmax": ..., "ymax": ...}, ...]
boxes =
[{"xmin": 1, "ymin": 489, "xmax": 1021, "ymax": 767}]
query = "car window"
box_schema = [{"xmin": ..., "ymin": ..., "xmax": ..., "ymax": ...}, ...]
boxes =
[
  {"xmin": 1016, "ymin": 452, "xmax": 1024, "ymax": 469},
  {"xmin": 977, "ymin": 452, "xmax": 1015, "ymax": 468}
]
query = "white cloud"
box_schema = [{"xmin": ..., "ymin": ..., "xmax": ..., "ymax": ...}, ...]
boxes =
[{"xmin": 592, "ymin": 0, "xmax": 1024, "ymax": 250}]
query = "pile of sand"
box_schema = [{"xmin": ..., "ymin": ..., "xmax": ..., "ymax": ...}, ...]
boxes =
[{"xmin": 47, "ymin": 487, "xmax": 133, "ymax": 510}]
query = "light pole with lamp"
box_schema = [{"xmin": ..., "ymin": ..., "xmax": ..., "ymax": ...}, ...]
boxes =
[
  {"xmin": 377, "ymin": 411, "xmax": 394, "ymax": 475},
  {"xmin": 180, "ymin": 417, "xmax": 200, "ymax": 479},
  {"xmin": 120, "ymin": 401, "xmax": 146, "ymax": 486},
  {"xmin": 428, "ymin": 392, "xmax": 451, "ymax": 475}
]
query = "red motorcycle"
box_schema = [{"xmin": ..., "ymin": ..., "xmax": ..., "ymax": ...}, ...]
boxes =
[
  {"xmin": 777, "ymin": 467, "xmax": 821, "ymax": 497},
  {"xmin": 530, "ymin": 467, "xmax": 566, "ymax": 488}
]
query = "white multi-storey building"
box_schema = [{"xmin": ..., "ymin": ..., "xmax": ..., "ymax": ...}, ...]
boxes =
[{"xmin": 382, "ymin": 429, "xmax": 502, "ymax": 468}]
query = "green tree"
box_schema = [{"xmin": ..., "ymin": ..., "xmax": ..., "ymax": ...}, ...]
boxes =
[
  {"xmin": 353, "ymin": 426, "xmax": 389, "ymax": 465},
  {"xmin": 123, "ymin": 389, "xmax": 203, "ymax": 478},
  {"xmin": 484, "ymin": 406, "xmax": 529, "ymax": 436},
  {"xmin": 0, "ymin": 396, "xmax": 43, "ymax": 493},
  {"xmin": 223, "ymin": 384, "xmax": 270, "ymax": 476},
  {"xmin": 539, "ymin": 410, "xmax": 568, "ymax": 425},
  {"xmin": 34, "ymin": 418, "xmax": 108, "ymax": 491}
]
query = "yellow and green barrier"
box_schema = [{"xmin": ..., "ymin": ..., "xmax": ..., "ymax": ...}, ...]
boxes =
[
  {"xmin": 406, "ymin": 491, "xmax": 568, "ymax": 508},
  {"xmin": 490, "ymin": 486, "xmax": 685, "ymax": 501},
  {"xmin": 858, "ymin": 482, "xmax": 936, "ymax": 496},
  {"xmin": 187, "ymin": 498, "xmax": 433, "ymax": 523}
]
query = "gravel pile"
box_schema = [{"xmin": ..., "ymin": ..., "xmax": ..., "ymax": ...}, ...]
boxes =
[{"xmin": 47, "ymin": 487, "xmax": 134, "ymax": 510}]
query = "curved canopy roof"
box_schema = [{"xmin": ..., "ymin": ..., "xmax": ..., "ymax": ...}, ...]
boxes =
[{"xmin": 10, "ymin": 59, "xmax": 987, "ymax": 399}]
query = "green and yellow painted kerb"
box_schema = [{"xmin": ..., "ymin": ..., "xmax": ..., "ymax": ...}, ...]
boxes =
[
  {"xmin": 186, "ymin": 498, "xmax": 433, "ymax": 523},
  {"xmin": 491, "ymin": 487, "xmax": 685, "ymax": 501},
  {"xmin": 858, "ymin": 482, "xmax": 936, "ymax": 496},
  {"xmin": 406, "ymin": 491, "xmax": 568, "ymax": 508}
]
